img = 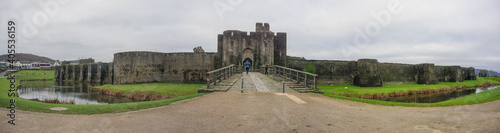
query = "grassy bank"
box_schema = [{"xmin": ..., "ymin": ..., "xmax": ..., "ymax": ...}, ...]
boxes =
[
  {"xmin": 95, "ymin": 83, "xmax": 206, "ymax": 101},
  {"xmin": 318, "ymin": 77, "xmax": 500, "ymax": 106},
  {"xmin": 97, "ymin": 83, "xmax": 205, "ymax": 96},
  {"xmin": 321, "ymin": 87, "xmax": 500, "ymax": 107},
  {"xmin": 318, "ymin": 77, "xmax": 500, "ymax": 96},
  {"xmin": 7, "ymin": 70, "xmax": 54, "ymax": 80},
  {"xmin": 0, "ymin": 70, "xmax": 208, "ymax": 114}
]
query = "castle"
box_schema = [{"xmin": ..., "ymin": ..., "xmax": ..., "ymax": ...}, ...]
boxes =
[{"xmin": 54, "ymin": 23, "xmax": 476, "ymax": 87}]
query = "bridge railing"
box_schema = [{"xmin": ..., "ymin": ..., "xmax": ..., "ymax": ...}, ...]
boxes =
[
  {"xmin": 266, "ymin": 65, "xmax": 318, "ymax": 90},
  {"xmin": 206, "ymin": 64, "xmax": 240, "ymax": 89}
]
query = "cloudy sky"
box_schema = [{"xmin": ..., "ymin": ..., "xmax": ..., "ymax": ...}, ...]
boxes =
[{"xmin": 1, "ymin": 0, "xmax": 499, "ymax": 72}]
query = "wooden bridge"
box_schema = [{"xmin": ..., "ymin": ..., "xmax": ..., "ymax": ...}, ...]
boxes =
[{"xmin": 198, "ymin": 65, "xmax": 323, "ymax": 93}]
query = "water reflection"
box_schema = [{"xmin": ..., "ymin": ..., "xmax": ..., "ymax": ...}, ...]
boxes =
[
  {"xmin": 17, "ymin": 80, "xmax": 139, "ymax": 104},
  {"xmin": 381, "ymin": 86, "xmax": 500, "ymax": 103}
]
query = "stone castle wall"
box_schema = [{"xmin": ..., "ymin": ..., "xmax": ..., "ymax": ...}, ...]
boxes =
[
  {"xmin": 288, "ymin": 59, "xmax": 476, "ymax": 86},
  {"xmin": 218, "ymin": 22, "xmax": 287, "ymax": 69},
  {"xmin": 112, "ymin": 51, "xmax": 218, "ymax": 84},
  {"xmin": 288, "ymin": 60, "xmax": 357, "ymax": 85},
  {"xmin": 54, "ymin": 62, "xmax": 113, "ymax": 85},
  {"xmin": 53, "ymin": 23, "xmax": 477, "ymax": 87}
]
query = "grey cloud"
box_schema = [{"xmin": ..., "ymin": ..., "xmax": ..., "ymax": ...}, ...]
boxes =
[{"xmin": 0, "ymin": 0, "xmax": 498, "ymax": 72}]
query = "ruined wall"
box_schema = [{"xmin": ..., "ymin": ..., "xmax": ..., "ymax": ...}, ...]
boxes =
[
  {"xmin": 97, "ymin": 63, "xmax": 113, "ymax": 84},
  {"xmin": 379, "ymin": 63, "xmax": 417, "ymax": 84},
  {"xmin": 416, "ymin": 63, "xmax": 439, "ymax": 84},
  {"xmin": 113, "ymin": 51, "xmax": 217, "ymax": 85},
  {"xmin": 435, "ymin": 66, "xmax": 464, "ymax": 82},
  {"xmin": 55, "ymin": 63, "xmax": 113, "ymax": 85},
  {"xmin": 79, "ymin": 64, "xmax": 88, "ymax": 82},
  {"xmin": 287, "ymin": 60, "xmax": 356, "ymax": 85},
  {"xmin": 287, "ymin": 59, "xmax": 476, "ymax": 86},
  {"xmin": 463, "ymin": 67, "xmax": 476, "ymax": 80},
  {"xmin": 54, "ymin": 66, "xmax": 61, "ymax": 80},
  {"xmin": 73, "ymin": 65, "xmax": 80, "ymax": 81},
  {"xmin": 354, "ymin": 59, "xmax": 383, "ymax": 87},
  {"xmin": 66, "ymin": 65, "xmax": 72, "ymax": 80},
  {"xmin": 88, "ymin": 64, "xmax": 98, "ymax": 84}
]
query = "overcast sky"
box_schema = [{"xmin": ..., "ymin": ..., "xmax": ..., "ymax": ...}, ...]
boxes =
[{"xmin": 1, "ymin": 0, "xmax": 499, "ymax": 72}]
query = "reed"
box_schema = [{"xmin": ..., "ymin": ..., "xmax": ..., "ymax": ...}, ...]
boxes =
[
  {"xmin": 380, "ymin": 93, "xmax": 387, "ymax": 99},
  {"xmin": 44, "ymin": 98, "xmax": 75, "ymax": 104},
  {"xmin": 372, "ymin": 93, "xmax": 379, "ymax": 99},
  {"xmin": 363, "ymin": 93, "xmax": 372, "ymax": 99}
]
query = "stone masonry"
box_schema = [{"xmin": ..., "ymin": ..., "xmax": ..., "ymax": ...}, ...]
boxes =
[{"xmin": 55, "ymin": 23, "xmax": 476, "ymax": 87}]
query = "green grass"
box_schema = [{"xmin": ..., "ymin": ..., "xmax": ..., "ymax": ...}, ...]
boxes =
[
  {"xmin": 321, "ymin": 87, "xmax": 500, "ymax": 107},
  {"xmin": 318, "ymin": 77, "xmax": 500, "ymax": 107},
  {"xmin": 97, "ymin": 83, "xmax": 205, "ymax": 96},
  {"xmin": 0, "ymin": 70, "xmax": 208, "ymax": 114},
  {"xmin": 6, "ymin": 70, "xmax": 54, "ymax": 80},
  {"xmin": 318, "ymin": 77, "xmax": 500, "ymax": 95}
]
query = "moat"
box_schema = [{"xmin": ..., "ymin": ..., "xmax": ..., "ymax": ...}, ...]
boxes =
[
  {"xmin": 380, "ymin": 86, "xmax": 500, "ymax": 103},
  {"xmin": 17, "ymin": 80, "xmax": 500, "ymax": 104},
  {"xmin": 17, "ymin": 80, "xmax": 139, "ymax": 104}
]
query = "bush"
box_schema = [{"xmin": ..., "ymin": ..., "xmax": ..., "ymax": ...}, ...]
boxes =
[{"xmin": 303, "ymin": 63, "xmax": 316, "ymax": 74}]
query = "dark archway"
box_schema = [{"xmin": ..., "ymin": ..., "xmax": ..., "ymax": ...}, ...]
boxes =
[{"xmin": 243, "ymin": 58, "xmax": 253, "ymax": 72}]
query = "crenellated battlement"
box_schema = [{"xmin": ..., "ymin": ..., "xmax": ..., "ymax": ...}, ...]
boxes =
[
  {"xmin": 218, "ymin": 23, "xmax": 287, "ymax": 68},
  {"xmin": 256, "ymin": 22, "xmax": 270, "ymax": 32}
]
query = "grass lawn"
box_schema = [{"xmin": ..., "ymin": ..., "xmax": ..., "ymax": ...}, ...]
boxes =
[
  {"xmin": 97, "ymin": 83, "xmax": 205, "ymax": 96},
  {"xmin": 0, "ymin": 70, "xmax": 208, "ymax": 114},
  {"xmin": 318, "ymin": 77, "xmax": 500, "ymax": 96},
  {"xmin": 7, "ymin": 70, "xmax": 54, "ymax": 80},
  {"xmin": 318, "ymin": 77, "xmax": 500, "ymax": 107},
  {"xmin": 321, "ymin": 87, "xmax": 500, "ymax": 107}
]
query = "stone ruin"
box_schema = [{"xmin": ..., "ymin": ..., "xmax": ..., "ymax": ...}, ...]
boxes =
[
  {"xmin": 54, "ymin": 23, "xmax": 476, "ymax": 87},
  {"xmin": 193, "ymin": 46, "xmax": 204, "ymax": 53}
]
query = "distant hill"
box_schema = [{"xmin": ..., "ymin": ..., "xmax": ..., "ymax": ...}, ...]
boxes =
[
  {"xmin": 475, "ymin": 69, "xmax": 500, "ymax": 76},
  {"xmin": 0, "ymin": 53, "xmax": 54, "ymax": 63}
]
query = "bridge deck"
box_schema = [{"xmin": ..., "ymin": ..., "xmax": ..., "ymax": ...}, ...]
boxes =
[{"xmin": 227, "ymin": 72, "xmax": 298, "ymax": 93}]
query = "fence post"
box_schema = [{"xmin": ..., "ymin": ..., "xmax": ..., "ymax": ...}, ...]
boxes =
[
  {"xmin": 207, "ymin": 73, "xmax": 210, "ymax": 89},
  {"xmin": 304, "ymin": 73, "xmax": 307, "ymax": 87},
  {"xmin": 314, "ymin": 75, "xmax": 317, "ymax": 90},
  {"xmin": 283, "ymin": 80, "xmax": 285, "ymax": 93},
  {"xmin": 214, "ymin": 72, "xmax": 217, "ymax": 85},
  {"xmin": 296, "ymin": 71, "xmax": 299, "ymax": 83}
]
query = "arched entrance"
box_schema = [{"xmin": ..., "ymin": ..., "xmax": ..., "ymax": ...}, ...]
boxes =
[
  {"xmin": 242, "ymin": 48, "xmax": 254, "ymax": 72},
  {"xmin": 242, "ymin": 58, "xmax": 253, "ymax": 72}
]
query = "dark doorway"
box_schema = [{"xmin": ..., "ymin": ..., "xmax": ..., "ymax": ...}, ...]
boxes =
[{"xmin": 243, "ymin": 58, "xmax": 253, "ymax": 72}]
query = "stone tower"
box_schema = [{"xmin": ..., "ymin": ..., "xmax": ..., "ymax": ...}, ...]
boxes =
[{"xmin": 217, "ymin": 23, "xmax": 287, "ymax": 70}]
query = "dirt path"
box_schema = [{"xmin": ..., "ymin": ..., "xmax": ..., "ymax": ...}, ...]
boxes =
[{"xmin": 2, "ymin": 92, "xmax": 499, "ymax": 133}]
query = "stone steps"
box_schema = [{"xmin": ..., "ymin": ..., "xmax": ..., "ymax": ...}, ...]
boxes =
[
  {"xmin": 266, "ymin": 74, "xmax": 321, "ymax": 93},
  {"xmin": 198, "ymin": 74, "xmax": 242, "ymax": 93}
]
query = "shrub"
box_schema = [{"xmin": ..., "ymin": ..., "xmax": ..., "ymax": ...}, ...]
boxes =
[{"xmin": 303, "ymin": 63, "xmax": 316, "ymax": 74}]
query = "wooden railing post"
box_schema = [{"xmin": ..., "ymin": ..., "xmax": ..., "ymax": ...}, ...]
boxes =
[
  {"xmin": 207, "ymin": 73, "xmax": 210, "ymax": 89},
  {"xmin": 314, "ymin": 75, "xmax": 317, "ymax": 90},
  {"xmin": 304, "ymin": 73, "xmax": 307, "ymax": 87},
  {"xmin": 296, "ymin": 71, "xmax": 299, "ymax": 83}
]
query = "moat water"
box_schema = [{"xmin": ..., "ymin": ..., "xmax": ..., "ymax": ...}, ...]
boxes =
[
  {"xmin": 380, "ymin": 86, "xmax": 500, "ymax": 103},
  {"xmin": 18, "ymin": 80, "xmax": 500, "ymax": 104},
  {"xmin": 17, "ymin": 80, "xmax": 139, "ymax": 104}
]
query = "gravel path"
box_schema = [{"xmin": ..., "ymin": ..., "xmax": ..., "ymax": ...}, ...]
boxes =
[{"xmin": 2, "ymin": 92, "xmax": 499, "ymax": 133}]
